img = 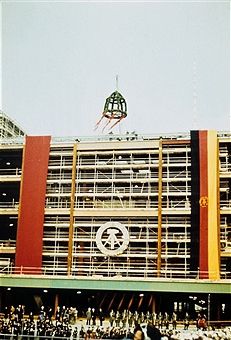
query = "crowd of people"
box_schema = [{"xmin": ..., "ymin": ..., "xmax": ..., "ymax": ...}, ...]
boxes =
[{"xmin": 0, "ymin": 304, "xmax": 230, "ymax": 339}]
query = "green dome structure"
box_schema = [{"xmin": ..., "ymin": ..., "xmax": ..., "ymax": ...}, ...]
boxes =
[
  {"xmin": 103, "ymin": 91, "xmax": 127, "ymax": 120},
  {"xmin": 95, "ymin": 82, "xmax": 127, "ymax": 132}
]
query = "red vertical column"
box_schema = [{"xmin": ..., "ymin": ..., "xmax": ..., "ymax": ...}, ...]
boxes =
[
  {"xmin": 199, "ymin": 131, "xmax": 209, "ymax": 279},
  {"xmin": 15, "ymin": 136, "xmax": 51, "ymax": 274}
]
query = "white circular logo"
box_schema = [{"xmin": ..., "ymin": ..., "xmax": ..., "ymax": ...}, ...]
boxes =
[{"xmin": 96, "ymin": 222, "xmax": 129, "ymax": 256}]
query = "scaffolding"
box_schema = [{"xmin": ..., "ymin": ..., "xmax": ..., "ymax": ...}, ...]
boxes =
[
  {"xmin": 43, "ymin": 140, "xmax": 192, "ymax": 277},
  {"xmin": 0, "ymin": 111, "xmax": 25, "ymax": 138},
  {"xmin": 0, "ymin": 132, "xmax": 230, "ymax": 279}
]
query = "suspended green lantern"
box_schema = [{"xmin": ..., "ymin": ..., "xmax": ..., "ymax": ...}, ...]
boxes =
[
  {"xmin": 103, "ymin": 91, "xmax": 127, "ymax": 120},
  {"xmin": 95, "ymin": 78, "xmax": 127, "ymax": 131}
]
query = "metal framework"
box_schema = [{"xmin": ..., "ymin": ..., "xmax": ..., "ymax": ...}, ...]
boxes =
[
  {"xmin": 0, "ymin": 111, "xmax": 25, "ymax": 138},
  {"xmin": 0, "ymin": 132, "xmax": 230, "ymax": 281}
]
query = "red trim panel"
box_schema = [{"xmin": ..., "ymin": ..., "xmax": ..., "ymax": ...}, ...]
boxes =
[
  {"xmin": 15, "ymin": 136, "xmax": 51, "ymax": 274},
  {"xmin": 199, "ymin": 131, "xmax": 208, "ymax": 279}
]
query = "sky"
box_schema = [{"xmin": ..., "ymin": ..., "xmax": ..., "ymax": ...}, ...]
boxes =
[{"xmin": 1, "ymin": 1, "xmax": 230, "ymax": 137}]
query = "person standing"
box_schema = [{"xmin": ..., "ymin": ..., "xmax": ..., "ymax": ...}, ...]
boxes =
[
  {"xmin": 115, "ymin": 310, "xmax": 121, "ymax": 327},
  {"xmin": 134, "ymin": 311, "xmax": 139, "ymax": 326},
  {"xmin": 163, "ymin": 312, "xmax": 169, "ymax": 330},
  {"xmin": 91, "ymin": 308, "xmax": 96, "ymax": 326},
  {"xmin": 86, "ymin": 307, "xmax": 91, "ymax": 326},
  {"xmin": 122, "ymin": 309, "xmax": 127, "ymax": 328},
  {"xmin": 184, "ymin": 312, "xmax": 190, "ymax": 330},
  {"xmin": 128, "ymin": 311, "xmax": 134, "ymax": 328},
  {"xmin": 39, "ymin": 305, "xmax": 46, "ymax": 322},
  {"xmin": 157, "ymin": 312, "xmax": 162, "ymax": 329},
  {"xmin": 47, "ymin": 307, "xmax": 53, "ymax": 321},
  {"xmin": 109, "ymin": 309, "xmax": 115, "ymax": 327},
  {"xmin": 55, "ymin": 306, "xmax": 61, "ymax": 324},
  {"xmin": 152, "ymin": 312, "xmax": 157, "ymax": 327},
  {"xmin": 172, "ymin": 312, "xmax": 177, "ymax": 330},
  {"xmin": 98, "ymin": 308, "xmax": 104, "ymax": 327}
]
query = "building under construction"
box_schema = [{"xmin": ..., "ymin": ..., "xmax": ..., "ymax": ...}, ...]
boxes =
[
  {"xmin": 0, "ymin": 111, "xmax": 25, "ymax": 139},
  {"xmin": 0, "ymin": 113, "xmax": 230, "ymax": 320}
]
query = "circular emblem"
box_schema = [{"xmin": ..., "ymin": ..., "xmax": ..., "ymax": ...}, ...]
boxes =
[
  {"xmin": 199, "ymin": 196, "xmax": 208, "ymax": 207},
  {"xmin": 96, "ymin": 222, "xmax": 129, "ymax": 256}
]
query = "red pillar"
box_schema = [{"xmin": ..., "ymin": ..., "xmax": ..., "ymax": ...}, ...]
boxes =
[{"xmin": 15, "ymin": 136, "xmax": 51, "ymax": 274}]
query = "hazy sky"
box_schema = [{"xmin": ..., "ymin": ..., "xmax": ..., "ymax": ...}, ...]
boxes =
[{"xmin": 2, "ymin": 1, "xmax": 230, "ymax": 137}]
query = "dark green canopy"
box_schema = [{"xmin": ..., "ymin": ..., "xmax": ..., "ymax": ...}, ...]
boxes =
[{"xmin": 103, "ymin": 91, "xmax": 127, "ymax": 119}]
